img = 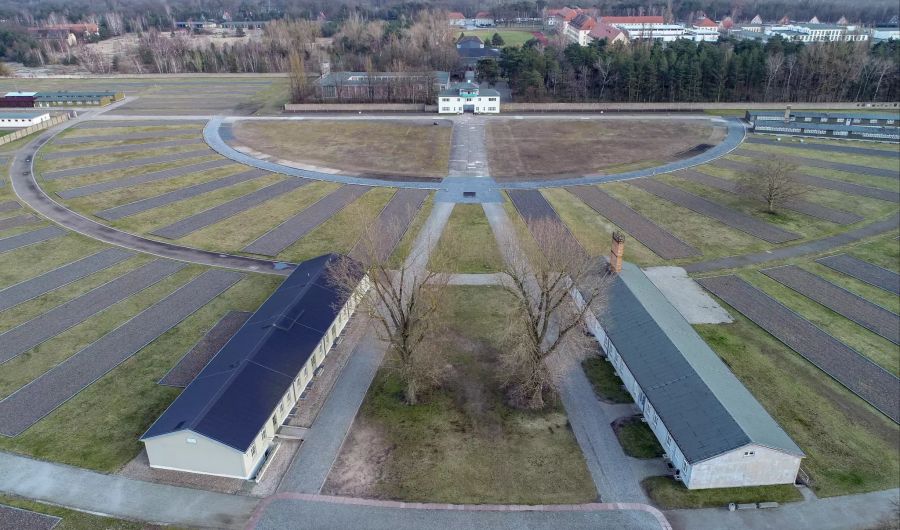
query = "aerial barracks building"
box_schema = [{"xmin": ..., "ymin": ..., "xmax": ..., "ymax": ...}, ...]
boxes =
[
  {"xmin": 0, "ymin": 91, "xmax": 124, "ymax": 108},
  {"xmin": 747, "ymin": 110, "xmax": 900, "ymax": 142},
  {"xmin": 580, "ymin": 239, "xmax": 804, "ymax": 489},
  {"xmin": 438, "ymin": 81, "xmax": 500, "ymax": 114},
  {"xmin": 141, "ymin": 254, "xmax": 368, "ymax": 479},
  {"xmin": 0, "ymin": 110, "xmax": 52, "ymax": 128}
]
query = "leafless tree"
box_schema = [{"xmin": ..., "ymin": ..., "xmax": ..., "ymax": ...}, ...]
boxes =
[
  {"xmin": 328, "ymin": 209, "xmax": 451, "ymax": 405},
  {"xmin": 737, "ymin": 157, "xmax": 808, "ymax": 214},
  {"xmin": 498, "ymin": 218, "xmax": 609, "ymax": 409}
]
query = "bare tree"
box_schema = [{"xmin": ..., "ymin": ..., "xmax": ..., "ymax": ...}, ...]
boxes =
[
  {"xmin": 498, "ymin": 218, "xmax": 609, "ymax": 409},
  {"xmin": 328, "ymin": 209, "xmax": 451, "ymax": 405},
  {"xmin": 737, "ymin": 157, "xmax": 808, "ymax": 214}
]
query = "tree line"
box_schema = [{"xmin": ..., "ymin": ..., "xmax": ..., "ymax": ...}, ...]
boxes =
[{"xmin": 488, "ymin": 37, "xmax": 900, "ymax": 103}]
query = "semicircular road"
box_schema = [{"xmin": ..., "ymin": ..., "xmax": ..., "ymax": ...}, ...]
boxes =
[
  {"xmin": 11, "ymin": 114, "xmax": 294, "ymax": 276},
  {"xmin": 204, "ymin": 115, "xmax": 747, "ymax": 190}
]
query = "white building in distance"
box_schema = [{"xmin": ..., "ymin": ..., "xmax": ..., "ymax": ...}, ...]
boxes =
[
  {"xmin": 0, "ymin": 110, "xmax": 52, "ymax": 128},
  {"xmin": 438, "ymin": 81, "xmax": 500, "ymax": 114}
]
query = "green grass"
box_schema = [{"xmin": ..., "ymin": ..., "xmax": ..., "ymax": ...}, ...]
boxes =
[
  {"xmin": 542, "ymin": 188, "xmax": 662, "ymax": 266},
  {"xmin": 388, "ymin": 195, "xmax": 434, "ymax": 267},
  {"xmin": 739, "ymin": 270, "xmax": 898, "ymax": 375},
  {"xmin": 60, "ymin": 124, "xmax": 201, "ymax": 139},
  {"xmin": 330, "ymin": 286, "xmax": 597, "ymax": 504},
  {"xmin": 642, "ymin": 476, "xmax": 803, "ymax": 509},
  {"xmin": 615, "ymin": 417, "xmax": 664, "ymax": 459},
  {"xmin": 695, "ymin": 314, "xmax": 899, "ymax": 497},
  {"xmin": 0, "ymin": 494, "xmax": 150, "ymax": 530},
  {"xmin": 37, "ymin": 143, "xmax": 209, "ymax": 173},
  {"xmin": 581, "ymin": 356, "xmax": 633, "ymax": 404},
  {"xmin": 178, "ymin": 180, "xmax": 340, "ymax": 252},
  {"xmin": 456, "ymin": 29, "xmax": 537, "ymax": 47},
  {"xmin": 728, "ymin": 153, "xmax": 897, "ymax": 191},
  {"xmin": 0, "ymin": 272, "xmax": 281, "ymax": 472},
  {"xmin": 849, "ymin": 232, "xmax": 900, "ymax": 272},
  {"xmin": 740, "ymin": 142, "xmax": 900, "ymax": 172},
  {"xmin": 43, "ymin": 134, "xmax": 199, "ymax": 154},
  {"xmin": 0, "ymin": 233, "xmax": 108, "ymax": 287},
  {"xmin": 280, "ymin": 187, "xmax": 397, "ymax": 262},
  {"xmin": 44, "ymin": 156, "xmax": 226, "ymax": 194},
  {"xmin": 430, "ymin": 203, "xmax": 503, "ymax": 273},
  {"xmin": 602, "ymin": 182, "xmax": 769, "ymax": 262}
]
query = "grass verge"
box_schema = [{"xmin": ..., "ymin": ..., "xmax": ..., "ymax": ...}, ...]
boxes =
[
  {"xmin": 430, "ymin": 203, "xmax": 504, "ymax": 273},
  {"xmin": 582, "ymin": 356, "xmax": 633, "ymax": 404},
  {"xmin": 613, "ymin": 417, "xmax": 663, "ymax": 459},
  {"xmin": 642, "ymin": 476, "xmax": 803, "ymax": 510},
  {"xmin": 0, "ymin": 494, "xmax": 149, "ymax": 530}
]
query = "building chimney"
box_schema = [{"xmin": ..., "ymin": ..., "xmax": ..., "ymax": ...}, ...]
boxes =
[
  {"xmin": 609, "ymin": 231, "xmax": 625, "ymax": 274},
  {"xmin": 783, "ymin": 105, "xmax": 792, "ymax": 124}
]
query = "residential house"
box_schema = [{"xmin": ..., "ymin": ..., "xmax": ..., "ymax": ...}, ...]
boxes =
[
  {"xmin": 566, "ymin": 13, "xmax": 597, "ymax": 46},
  {"xmin": 474, "ymin": 11, "xmax": 495, "ymax": 27},
  {"xmin": 587, "ymin": 23, "xmax": 628, "ymax": 45},
  {"xmin": 448, "ymin": 12, "xmax": 468, "ymax": 27}
]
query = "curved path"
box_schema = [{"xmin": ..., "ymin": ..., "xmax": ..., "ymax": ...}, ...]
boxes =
[
  {"xmin": 10, "ymin": 112, "xmax": 294, "ymax": 276},
  {"xmin": 204, "ymin": 116, "xmax": 747, "ymax": 190}
]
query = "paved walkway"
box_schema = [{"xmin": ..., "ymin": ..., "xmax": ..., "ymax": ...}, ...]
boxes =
[
  {"xmin": 685, "ymin": 213, "xmax": 900, "ymax": 273},
  {"xmin": 10, "ymin": 110, "xmax": 293, "ymax": 276},
  {"xmin": 0, "ymin": 451, "xmax": 258, "ymax": 529},
  {"xmin": 668, "ymin": 488, "xmax": 900, "ymax": 530},
  {"xmin": 252, "ymin": 494, "xmax": 668, "ymax": 530}
]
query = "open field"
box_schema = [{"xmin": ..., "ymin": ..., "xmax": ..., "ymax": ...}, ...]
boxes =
[
  {"xmin": 696, "ymin": 312, "xmax": 899, "ymax": 497},
  {"xmin": 0, "ymin": 231, "xmax": 281, "ymax": 470},
  {"xmin": 324, "ymin": 286, "xmax": 596, "ymax": 504},
  {"xmin": 430, "ymin": 204, "xmax": 503, "ymax": 272},
  {"xmin": 455, "ymin": 29, "xmax": 538, "ymax": 47},
  {"xmin": 231, "ymin": 120, "xmax": 452, "ymax": 179},
  {"xmin": 642, "ymin": 477, "xmax": 803, "ymax": 509},
  {"xmin": 485, "ymin": 119, "xmax": 722, "ymax": 180}
]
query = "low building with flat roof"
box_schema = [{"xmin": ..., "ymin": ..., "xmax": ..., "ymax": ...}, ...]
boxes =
[
  {"xmin": 579, "ymin": 238, "xmax": 804, "ymax": 489},
  {"xmin": 0, "ymin": 110, "xmax": 52, "ymax": 128},
  {"xmin": 34, "ymin": 91, "xmax": 124, "ymax": 107},
  {"xmin": 313, "ymin": 71, "xmax": 450, "ymax": 103},
  {"xmin": 140, "ymin": 254, "xmax": 368, "ymax": 479}
]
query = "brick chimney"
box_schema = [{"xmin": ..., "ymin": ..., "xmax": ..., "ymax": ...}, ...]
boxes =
[{"xmin": 609, "ymin": 231, "xmax": 625, "ymax": 274}]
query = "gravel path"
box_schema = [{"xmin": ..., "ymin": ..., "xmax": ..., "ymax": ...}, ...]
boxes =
[
  {"xmin": 42, "ymin": 149, "xmax": 213, "ymax": 180},
  {"xmin": 506, "ymin": 189, "xmax": 586, "ymax": 255},
  {"xmin": 712, "ymin": 158, "xmax": 900, "ymax": 203},
  {"xmin": 243, "ymin": 184, "xmax": 368, "ymax": 256},
  {"xmin": 57, "ymin": 159, "xmax": 234, "ymax": 200},
  {"xmin": 698, "ymin": 275, "xmax": 900, "ymax": 423},
  {"xmin": 152, "ymin": 177, "xmax": 309, "ymax": 239},
  {"xmin": 0, "ymin": 248, "xmax": 133, "ymax": 313},
  {"xmin": 675, "ymin": 169, "xmax": 863, "ymax": 225},
  {"xmin": 566, "ymin": 186, "xmax": 699, "ymax": 260},
  {"xmin": 349, "ymin": 189, "xmax": 429, "ymax": 262},
  {"xmin": 53, "ymin": 129, "xmax": 200, "ymax": 145},
  {"xmin": 41, "ymin": 138, "xmax": 206, "ymax": 160},
  {"xmin": 0, "ymin": 201, "xmax": 21, "ymax": 213},
  {"xmin": 685, "ymin": 213, "xmax": 900, "ymax": 273},
  {"xmin": 737, "ymin": 148, "xmax": 900, "ymax": 179},
  {"xmin": 0, "ymin": 214, "xmax": 39, "ymax": 232},
  {"xmin": 158, "ymin": 310, "xmax": 251, "ymax": 387},
  {"xmin": 761, "ymin": 265, "xmax": 899, "ymax": 345},
  {"xmin": 746, "ymin": 136, "xmax": 900, "ymax": 159},
  {"xmin": 816, "ymin": 254, "xmax": 900, "ymax": 295},
  {"xmin": 0, "ymin": 227, "xmax": 65, "ymax": 254},
  {"xmin": 76, "ymin": 119, "xmax": 207, "ymax": 128},
  {"xmin": 0, "ymin": 504, "xmax": 60, "ymax": 530},
  {"xmin": 0, "ymin": 259, "xmax": 186, "ymax": 364},
  {"xmin": 0, "ymin": 269, "xmax": 243, "ymax": 436},
  {"xmin": 630, "ymin": 179, "xmax": 802, "ymax": 243},
  {"xmin": 95, "ymin": 168, "xmax": 270, "ymax": 221}
]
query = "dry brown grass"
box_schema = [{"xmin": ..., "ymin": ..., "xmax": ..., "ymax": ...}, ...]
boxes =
[
  {"xmin": 232, "ymin": 120, "xmax": 452, "ymax": 179},
  {"xmin": 486, "ymin": 119, "xmax": 722, "ymax": 181}
]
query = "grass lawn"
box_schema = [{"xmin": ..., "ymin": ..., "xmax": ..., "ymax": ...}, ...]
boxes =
[
  {"xmin": 324, "ymin": 286, "xmax": 597, "ymax": 504},
  {"xmin": 0, "ymin": 494, "xmax": 150, "ymax": 530},
  {"xmin": 44, "ymin": 155, "xmax": 226, "ymax": 194},
  {"xmin": 232, "ymin": 120, "xmax": 452, "ymax": 178},
  {"xmin": 279, "ymin": 187, "xmax": 397, "ymax": 262},
  {"xmin": 728, "ymin": 153, "xmax": 897, "ymax": 191},
  {"xmin": 642, "ymin": 476, "xmax": 803, "ymax": 509},
  {"xmin": 37, "ymin": 143, "xmax": 210, "ymax": 173},
  {"xmin": 59, "ymin": 124, "xmax": 201, "ymax": 139},
  {"xmin": 430, "ymin": 203, "xmax": 503, "ymax": 272},
  {"xmin": 849, "ymin": 233, "xmax": 900, "ymax": 272},
  {"xmin": 0, "ymin": 270, "xmax": 281, "ymax": 472},
  {"xmin": 456, "ymin": 29, "xmax": 537, "ymax": 47},
  {"xmin": 388, "ymin": 195, "xmax": 434, "ymax": 267},
  {"xmin": 582, "ymin": 356, "xmax": 633, "ymax": 404},
  {"xmin": 614, "ymin": 417, "xmax": 664, "ymax": 459},
  {"xmin": 695, "ymin": 314, "xmax": 899, "ymax": 497},
  {"xmin": 740, "ymin": 142, "xmax": 900, "ymax": 172},
  {"xmin": 486, "ymin": 119, "xmax": 719, "ymax": 181}
]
